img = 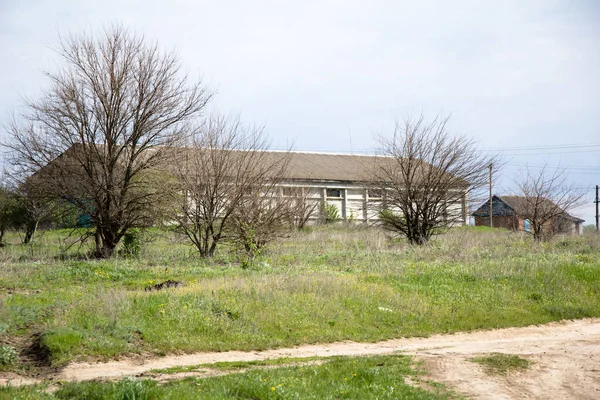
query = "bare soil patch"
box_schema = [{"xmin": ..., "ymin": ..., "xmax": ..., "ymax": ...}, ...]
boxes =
[
  {"xmin": 2, "ymin": 318, "xmax": 599, "ymax": 399},
  {"xmin": 416, "ymin": 318, "xmax": 600, "ymax": 399}
]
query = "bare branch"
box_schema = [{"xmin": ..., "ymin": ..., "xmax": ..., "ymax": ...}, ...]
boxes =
[
  {"xmin": 168, "ymin": 114, "xmax": 291, "ymax": 258},
  {"xmin": 373, "ymin": 114, "xmax": 497, "ymax": 244},
  {"xmin": 512, "ymin": 165, "xmax": 586, "ymax": 241}
]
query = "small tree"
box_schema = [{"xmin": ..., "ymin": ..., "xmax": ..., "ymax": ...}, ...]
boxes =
[
  {"xmin": 10, "ymin": 176, "xmax": 66, "ymax": 244},
  {"xmin": 374, "ymin": 114, "xmax": 495, "ymax": 245},
  {"xmin": 514, "ymin": 166, "xmax": 585, "ymax": 241},
  {"xmin": 232, "ymin": 170, "xmax": 292, "ymax": 258},
  {"xmin": 3, "ymin": 26, "xmax": 211, "ymax": 257},
  {"xmin": 170, "ymin": 115, "xmax": 290, "ymax": 258},
  {"xmin": 0, "ymin": 185, "xmax": 20, "ymax": 247},
  {"xmin": 286, "ymin": 187, "xmax": 319, "ymax": 229}
]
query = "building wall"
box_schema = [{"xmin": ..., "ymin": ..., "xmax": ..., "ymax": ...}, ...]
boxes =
[
  {"xmin": 554, "ymin": 217, "xmax": 582, "ymax": 235},
  {"xmin": 280, "ymin": 180, "xmax": 469, "ymax": 225},
  {"xmin": 475, "ymin": 215, "xmax": 582, "ymax": 236},
  {"xmin": 474, "ymin": 216, "xmax": 521, "ymax": 230}
]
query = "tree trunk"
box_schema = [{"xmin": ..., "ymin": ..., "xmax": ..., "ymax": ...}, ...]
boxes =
[
  {"xmin": 95, "ymin": 229, "xmax": 101, "ymax": 254},
  {"xmin": 533, "ymin": 226, "xmax": 543, "ymax": 241},
  {"xmin": 96, "ymin": 244, "xmax": 116, "ymax": 258},
  {"xmin": 207, "ymin": 241, "xmax": 217, "ymax": 257},
  {"xmin": 23, "ymin": 220, "xmax": 38, "ymax": 244},
  {"xmin": 93, "ymin": 227, "xmax": 118, "ymax": 258},
  {"xmin": 408, "ymin": 235, "xmax": 428, "ymax": 245}
]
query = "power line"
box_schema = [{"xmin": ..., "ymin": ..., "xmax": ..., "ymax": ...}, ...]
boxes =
[
  {"xmin": 502, "ymin": 167, "xmax": 600, "ymax": 176},
  {"xmin": 504, "ymin": 163, "xmax": 600, "ymax": 171},
  {"xmin": 483, "ymin": 143, "xmax": 600, "ymax": 152},
  {"xmin": 270, "ymin": 143, "xmax": 600, "ymax": 157},
  {"xmin": 482, "ymin": 143, "xmax": 600, "ymax": 156},
  {"xmin": 490, "ymin": 149, "xmax": 600, "ymax": 156}
]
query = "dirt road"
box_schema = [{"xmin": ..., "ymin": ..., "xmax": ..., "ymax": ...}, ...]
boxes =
[{"xmin": 2, "ymin": 318, "xmax": 599, "ymax": 399}]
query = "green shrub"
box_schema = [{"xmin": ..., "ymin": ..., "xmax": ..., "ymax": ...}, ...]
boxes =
[
  {"xmin": 122, "ymin": 228, "xmax": 142, "ymax": 257},
  {"xmin": 323, "ymin": 202, "xmax": 340, "ymax": 224},
  {"xmin": 378, "ymin": 209, "xmax": 403, "ymax": 230},
  {"xmin": 0, "ymin": 345, "xmax": 18, "ymax": 366},
  {"xmin": 347, "ymin": 209, "xmax": 356, "ymax": 223},
  {"xmin": 239, "ymin": 222, "xmax": 262, "ymax": 260}
]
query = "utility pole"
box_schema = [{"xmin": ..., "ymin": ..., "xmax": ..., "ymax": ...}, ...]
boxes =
[
  {"xmin": 594, "ymin": 185, "xmax": 600, "ymax": 233},
  {"xmin": 489, "ymin": 163, "xmax": 493, "ymax": 228}
]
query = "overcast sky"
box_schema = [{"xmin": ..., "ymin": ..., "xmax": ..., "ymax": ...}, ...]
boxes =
[{"xmin": 1, "ymin": 0, "xmax": 598, "ymax": 223}]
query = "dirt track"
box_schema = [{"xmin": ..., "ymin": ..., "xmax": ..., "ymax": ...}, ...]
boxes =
[{"xmin": 2, "ymin": 318, "xmax": 599, "ymax": 399}]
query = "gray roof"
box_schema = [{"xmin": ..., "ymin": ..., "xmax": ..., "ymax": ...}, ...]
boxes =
[
  {"xmin": 271, "ymin": 152, "xmax": 381, "ymax": 182},
  {"xmin": 169, "ymin": 148, "xmax": 471, "ymax": 186},
  {"xmin": 261, "ymin": 151, "xmax": 471, "ymax": 187},
  {"xmin": 55, "ymin": 145, "xmax": 470, "ymax": 187}
]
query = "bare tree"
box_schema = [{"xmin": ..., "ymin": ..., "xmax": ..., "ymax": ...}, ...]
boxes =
[
  {"xmin": 3, "ymin": 26, "xmax": 212, "ymax": 257},
  {"xmin": 374, "ymin": 114, "xmax": 496, "ymax": 245},
  {"xmin": 1, "ymin": 170, "xmax": 64, "ymax": 243},
  {"xmin": 513, "ymin": 166, "xmax": 585, "ymax": 241},
  {"xmin": 232, "ymin": 168, "xmax": 292, "ymax": 259},
  {"xmin": 12, "ymin": 177, "xmax": 62, "ymax": 244},
  {"xmin": 170, "ymin": 115, "xmax": 290, "ymax": 258},
  {"xmin": 1, "ymin": 172, "xmax": 79, "ymax": 244},
  {"xmin": 286, "ymin": 187, "xmax": 319, "ymax": 229}
]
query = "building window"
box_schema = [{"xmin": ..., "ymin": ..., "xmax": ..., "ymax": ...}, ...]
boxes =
[
  {"xmin": 368, "ymin": 189, "xmax": 383, "ymax": 199},
  {"xmin": 282, "ymin": 187, "xmax": 297, "ymax": 196},
  {"xmin": 326, "ymin": 189, "xmax": 342, "ymax": 198}
]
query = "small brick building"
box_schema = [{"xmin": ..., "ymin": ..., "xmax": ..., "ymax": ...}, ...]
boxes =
[{"xmin": 472, "ymin": 195, "xmax": 584, "ymax": 235}]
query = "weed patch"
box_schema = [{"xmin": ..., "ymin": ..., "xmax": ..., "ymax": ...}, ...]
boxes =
[
  {"xmin": 469, "ymin": 353, "xmax": 532, "ymax": 375},
  {"xmin": 0, "ymin": 345, "xmax": 18, "ymax": 368},
  {"xmin": 38, "ymin": 328, "xmax": 84, "ymax": 366},
  {"xmin": 543, "ymin": 304, "xmax": 593, "ymax": 320}
]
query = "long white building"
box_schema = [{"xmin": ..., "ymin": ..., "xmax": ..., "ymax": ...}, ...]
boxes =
[{"xmin": 267, "ymin": 151, "xmax": 470, "ymax": 224}]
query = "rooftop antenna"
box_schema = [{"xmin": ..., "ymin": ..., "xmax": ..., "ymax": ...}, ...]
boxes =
[{"xmin": 348, "ymin": 127, "xmax": 353, "ymax": 155}]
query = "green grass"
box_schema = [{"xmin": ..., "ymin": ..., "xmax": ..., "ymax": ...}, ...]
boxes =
[
  {"xmin": 0, "ymin": 226, "xmax": 599, "ymax": 368},
  {"xmin": 151, "ymin": 356, "xmax": 326, "ymax": 374},
  {"xmin": 469, "ymin": 353, "xmax": 532, "ymax": 375},
  {"xmin": 0, "ymin": 355, "xmax": 456, "ymax": 399}
]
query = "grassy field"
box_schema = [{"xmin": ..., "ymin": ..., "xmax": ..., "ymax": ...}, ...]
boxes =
[{"xmin": 0, "ymin": 225, "xmax": 599, "ymax": 371}]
